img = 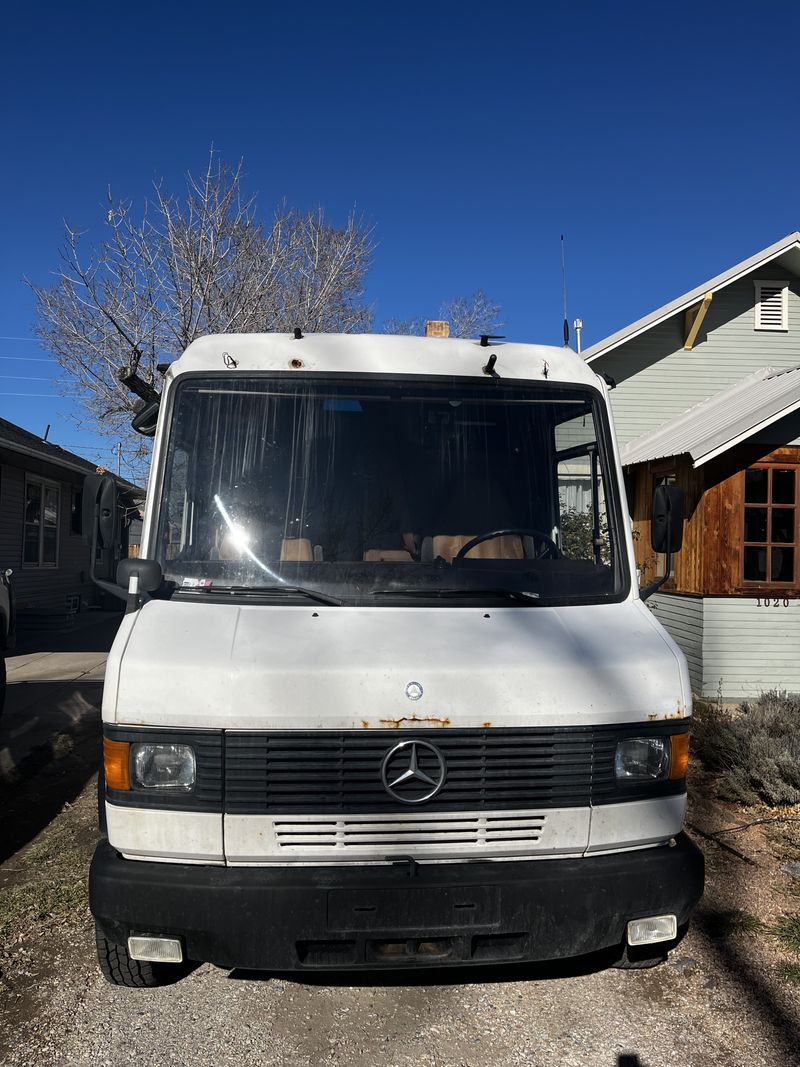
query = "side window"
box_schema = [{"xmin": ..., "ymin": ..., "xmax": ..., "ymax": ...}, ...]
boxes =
[
  {"xmin": 555, "ymin": 409, "xmax": 611, "ymax": 565},
  {"xmin": 557, "ymin": 452, "xmax": 595, "ymax": 560},
  {"xmin": 162, "ymin": 447, "xmax": 189, "ymax": 561}
]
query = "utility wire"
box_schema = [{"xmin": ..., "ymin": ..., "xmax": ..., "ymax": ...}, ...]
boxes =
[
  {"xmin": 0, "ymin": 355, "xmax": 52, "ymax": 362},
  {"xmin": 1, "ymin": 392, "xmax": 91, "ymax": 398}
]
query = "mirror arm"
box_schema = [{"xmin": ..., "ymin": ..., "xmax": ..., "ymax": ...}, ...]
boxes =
[
  {"xmin": 89, "ymin": 500, "xmax": 127, "ymax": 604},
  {"xmin": 640, "ymin": 527, "xmax": 672, "ymax": 601},
  {"xmin": 639, "ymin": 559, "xmax": 671, "ymax": 600}
]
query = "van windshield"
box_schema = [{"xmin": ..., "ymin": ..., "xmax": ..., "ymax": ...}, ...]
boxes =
[{"xmin": 154, "ymin": 377, "xmax": 627, "ymax": 604}]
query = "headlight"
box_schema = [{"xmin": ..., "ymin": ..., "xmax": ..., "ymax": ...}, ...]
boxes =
[
  {"xmin": 615, "ymin": 737, "xmax": 670, "ymax": 781},
  {"xmin": 130, "ymin": 743, "xmax": 196, "ymax": 790}
]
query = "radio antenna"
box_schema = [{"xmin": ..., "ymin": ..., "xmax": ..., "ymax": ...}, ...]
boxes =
[{"xmin": 561, "ymin": 234, "xmax": 570, "ymax": 347}]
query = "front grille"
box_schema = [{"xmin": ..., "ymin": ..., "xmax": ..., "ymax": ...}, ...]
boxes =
[
  {"xmin": 272, "ymin": 813, "xmax": 546, "ymax": 851},
  {"xmin": 224, "ymin": 724, "xmax": 688, "ymax": 815}
]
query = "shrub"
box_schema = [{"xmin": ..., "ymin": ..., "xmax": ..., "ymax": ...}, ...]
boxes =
[{"xmin": 693, "ymin": 691, "xmax": 800, "ymax": 807}]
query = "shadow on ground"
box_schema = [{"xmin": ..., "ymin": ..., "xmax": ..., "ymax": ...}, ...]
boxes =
[
  {"xmin": 12, "ymin": 611, "xmax": 121, "ymax": 656},
  {"xmin": 0, "ymin": 614, "xmax": 119, "ymax": 864},
  {"xmin": 0, "ymin": 695, "xmax": 102, "ymax": 864},
  {"xmin": 230, "ymin": 944, "xmax": 623, "ymax": 987}
]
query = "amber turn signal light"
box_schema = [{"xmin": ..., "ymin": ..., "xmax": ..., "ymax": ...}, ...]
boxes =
[
  {"xmin": 669, "ymin": 733, "xmax": 689, "ymax": 780},
  {"xmin": 103, "ymin": 738, "xmax": 131, "ymax": 791}
]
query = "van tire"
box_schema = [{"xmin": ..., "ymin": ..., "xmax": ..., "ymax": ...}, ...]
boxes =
[
  {"xmin": 96, "ymin": 926, "xmax": 176, "ymax": 988},
  {"xmin": 612, "ymin": 949, "xmax": 667, "ymax": 970}
]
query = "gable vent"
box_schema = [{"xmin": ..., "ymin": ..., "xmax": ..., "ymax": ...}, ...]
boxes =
[{"xmin": 755, "ymin": 280, "xmax": 788, "ymax": 331}]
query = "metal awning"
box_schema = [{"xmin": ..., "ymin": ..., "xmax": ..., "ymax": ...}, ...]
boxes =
[{"xmin": 620, "ymin": 365, "xmax": 800, "ymax": 468}]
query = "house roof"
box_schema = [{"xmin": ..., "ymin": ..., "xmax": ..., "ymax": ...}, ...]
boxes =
[
  {"xmin": 620, "ymin": 365, "xmax": 800, "ymax": 469},
  {"xmin": 0, "ymin": 417, "xmax": 141, "ymax": 493},
  {"xmin": 583, "ymin": 231, "xmax": 800, "ymax": 363}
]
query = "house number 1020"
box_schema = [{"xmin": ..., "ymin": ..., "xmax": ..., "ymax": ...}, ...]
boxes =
[{"xmin": 756, "ymin": 597, "xmax": 792, "ymax": 607}]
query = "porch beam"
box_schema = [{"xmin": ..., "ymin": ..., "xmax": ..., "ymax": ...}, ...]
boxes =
[{"xmin": 683, "ymin": 291, "xmax": 713, "ymax": 350}]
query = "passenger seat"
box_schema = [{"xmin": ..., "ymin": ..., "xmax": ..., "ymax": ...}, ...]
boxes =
[
  {"xmin": 281, "ymin": 538, "xmax": 313, "ymax": 562},
  {"xmin": 422, "ymin": 534, "xmax": 525, "ymax": 563}
]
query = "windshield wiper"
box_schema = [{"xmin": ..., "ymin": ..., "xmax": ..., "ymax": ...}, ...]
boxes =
[
  {"xmin": 222, "ymin": 585, "xmax": 343, "ymax": 606},
  {"xmin": 371, "ymin": 588, "xmax": 539, "ymax": 602}
]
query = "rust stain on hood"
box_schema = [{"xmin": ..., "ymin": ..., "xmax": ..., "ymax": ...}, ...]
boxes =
[{"xmin": 378, "ymin": 715, "xmax": 452, "ymax": 729}]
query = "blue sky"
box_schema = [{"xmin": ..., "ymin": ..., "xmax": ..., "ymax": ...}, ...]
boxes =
[{"xmin": 2, "ymin": 0, "xmax": 799, "ymax": 474}]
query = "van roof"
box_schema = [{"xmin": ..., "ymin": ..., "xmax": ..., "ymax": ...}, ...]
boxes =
[{"xmin": 169, "ymin": 333, "xmax": 603, "ymax": 389}]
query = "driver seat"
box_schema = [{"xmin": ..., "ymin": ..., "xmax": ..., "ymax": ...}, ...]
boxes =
[{"xmin": 422, "ymin": 534, "xmax": 526, "ymax": 564}]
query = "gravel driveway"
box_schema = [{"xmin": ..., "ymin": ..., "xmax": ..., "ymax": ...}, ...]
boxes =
[
  {"xmin": 1, "ymin": 809, "xmax": 798, "ymax": 1067},
  {"xmin": 2, "ymin": 622, "xmax": 799, "ymax": 1067}
]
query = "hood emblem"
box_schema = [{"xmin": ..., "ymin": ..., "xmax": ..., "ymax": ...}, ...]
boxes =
[
  {"xmin": 405, "ymin": 681, "xmax": 423, "ymax": 701},
  {"xmin": 381, "ymin": 740, "xmax": 447, "ymax": 804}
]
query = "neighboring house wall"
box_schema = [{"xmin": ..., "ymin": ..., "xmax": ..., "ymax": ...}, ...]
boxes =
[
  {"xmin": 599, "ymin": 272, "xmax": 800, "ymax": 445},
  {"xmin": 0, "ymin": 451, "xmax": 94, "ymax": 615},
  {"xmin": 702, "ymin": 597, "xmax": 800, "ymax": 700},
  {"xmin": 650, "ymin": 593, "xmax": 800, "ymax": 701},
  {"xmin": 649, "ymin": 593, "xmax": 704, "ymax": 695},
  {"xmin": 630, "ymin": 441, "xmax": 800, "ymax": 699}
]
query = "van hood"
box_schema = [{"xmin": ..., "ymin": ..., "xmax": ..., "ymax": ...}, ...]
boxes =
[{"xmin": 104, "ymin": 598, "xmax": 689, "ymax": 730}]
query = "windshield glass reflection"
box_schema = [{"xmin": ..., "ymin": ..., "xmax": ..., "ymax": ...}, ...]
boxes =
[{"xmin": 154, "ymin": 377, "xmax": 625, "ymax": 604}]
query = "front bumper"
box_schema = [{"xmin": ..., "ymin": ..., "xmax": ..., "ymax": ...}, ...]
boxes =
[{"xmin": 90, "ymin": 833, "xmax": 704, "ymax": 971}]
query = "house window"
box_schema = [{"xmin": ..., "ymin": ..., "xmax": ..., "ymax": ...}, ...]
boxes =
[
  {"xmin": 742, "ymin": 466, "xmax": 797, "ymax": 584},
  {"xmin": 24, "ymin": 477, "xmax": 60, "ymax": 567},
  {"xmin": 655, "ymin": 473, "xmax": 676, "ymax": 578},
  {"xmin": 754, "ymin": 280, "xmax": 788, "ymax": 331}
]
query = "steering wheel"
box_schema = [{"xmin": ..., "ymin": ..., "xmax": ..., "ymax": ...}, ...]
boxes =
[{"xmin": 453, "ymin": 527, "xmax": 560, "ymax": 562}]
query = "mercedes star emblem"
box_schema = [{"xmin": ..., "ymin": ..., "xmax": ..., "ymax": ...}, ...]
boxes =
[
  {"xmin": 380, "ymin": 740, "xmax": 447, "ymax": 804},
  {"xmin": 405, "ymin": 681, "xmax": 423, "ymax": 701}
]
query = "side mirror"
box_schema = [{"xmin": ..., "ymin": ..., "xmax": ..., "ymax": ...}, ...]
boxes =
[
  {"xmin": 83, "ymin": 473, "xmax": 118, "ymax": 548},
  {"xmin": 651, "ymin": 484, "xmax": 684, "ymax": 554},
  {"xmin": 131, "ymin": 399, "xmax": 160, "ymax": 437},
  {"xmin": 117, "ymin": 558, "xmax": 163, "ymax": 593}
]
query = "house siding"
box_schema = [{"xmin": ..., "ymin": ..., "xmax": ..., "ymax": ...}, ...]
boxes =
[
  {"xmin": 0, "ymin": 452, "xmax": 95, "ymax": 615},
  {"xmin": 647, "ymin": 592, "xmax": 800, "ymax": 700},
  {"xmin": 599, "ymin": 273, "xmax": 800, "ymax": 446},
  {"xmin": 701, "ymin": 597, "xmax": 800, "ymax": 700},
  {"xmin": 648, "ymin": 593, "xmax": 703, "ymax": 695}
]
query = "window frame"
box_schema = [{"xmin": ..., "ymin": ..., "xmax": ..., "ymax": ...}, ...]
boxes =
[
  {"xmin": 22, "ymin": 475, "xmax": 61, "ymax": 569},
  {"xmin": 740, "ymin": 463, "xmax": 799, "ymax": 589},
  {"xmin": 754, "ymin": 279, "xmax": 789, "ymax": 332}
]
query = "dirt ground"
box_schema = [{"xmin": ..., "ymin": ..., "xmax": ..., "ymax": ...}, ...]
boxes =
[{"xmin": 1, "ymin": 760, "xmax": 799, "ymax": 1067}]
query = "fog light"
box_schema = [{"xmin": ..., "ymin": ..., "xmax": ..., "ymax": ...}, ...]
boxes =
[
  {"xmin": 127, "ymin": 936, "xmax": 183, "ymax": 963},
  {"xmin": 627, "ymin": 915, "xmax": 677, "ymax": 946}
]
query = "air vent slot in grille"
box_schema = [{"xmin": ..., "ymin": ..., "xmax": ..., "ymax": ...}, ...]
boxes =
[{"xmin": 271, "ymin": 813, "xmax": 546, "ymax": 852}]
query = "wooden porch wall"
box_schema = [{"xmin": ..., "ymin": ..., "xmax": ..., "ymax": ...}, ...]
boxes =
[
  {"xmin": 630, "ymin": 455, "xmax": 704, "ymax": 594},
  {"xmin": 630, "ymin": 445, "xmax": 800, "ymax": 596}
]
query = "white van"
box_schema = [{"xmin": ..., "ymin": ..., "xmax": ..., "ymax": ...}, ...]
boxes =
[{"xmin": 86, "ymin": 332, "xmax": 703, "ymax": 986}]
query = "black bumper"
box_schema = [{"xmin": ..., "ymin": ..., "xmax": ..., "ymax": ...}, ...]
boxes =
[{"xmin": 90, "ymin": 834, "xmax": 704, "ymax": 971}]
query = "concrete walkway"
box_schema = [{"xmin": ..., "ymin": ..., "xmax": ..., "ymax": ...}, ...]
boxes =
[{"xmin": 0, "ymin": 612, "xmax": 121, "ymax": 785}]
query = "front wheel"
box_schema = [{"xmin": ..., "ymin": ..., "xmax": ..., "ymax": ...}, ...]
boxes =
[
  {"xmin": 612, "ymin": 925, "xmax": 686, "ymax": 970},
  {"xmin": 612, "ymin": 945, "xmax": 668, "ymax": 970},
  {"xmin": 95, "ymin": 925, "xmax": 188, "ymax": 988}
]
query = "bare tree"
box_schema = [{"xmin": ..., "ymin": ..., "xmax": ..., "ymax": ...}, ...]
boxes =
[
  {"xmin": 383, "ymin": 291, "xmax": 503, "ymax": 339},
  {"xmin": 30, "ymin": 153, "xmax": 373, "ymax": 465}
]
